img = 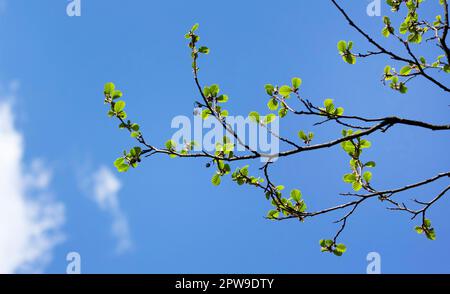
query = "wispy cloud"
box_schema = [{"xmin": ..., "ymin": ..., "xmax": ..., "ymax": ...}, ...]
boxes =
[
  {"xmin": 89, "ymin": 166, "xmax": 132, "ymax": 254},
  {"xmin": 0, "ymin": 98, "xmax": 65, "ymax": 273}
]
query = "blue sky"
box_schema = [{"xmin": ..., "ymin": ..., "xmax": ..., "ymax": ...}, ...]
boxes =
[{"xmin": 0, "ymin": 0, "xmax": 449, "ymax": 274}]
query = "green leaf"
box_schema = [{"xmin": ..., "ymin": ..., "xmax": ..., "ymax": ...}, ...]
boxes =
[
  {"xmin": 365, "ymin": 161, "xmax": 376, "ymax": 168},
  {"xmin": 112, "ymin": 90, "xmax": 123, "ymax": 99},
  {"xmin": 335, "ymin": 107, "xmax": 344, "ymax": 116},
  {"xmin": 198, "ymin": 46, "xmax": 210, "ymax": 54},
  {"xmin": 415, "ymin": 226, "xmax": 424, "ymax": 234},
  {"xmin": 131, "ymin": 124, "xmax": 140, "ymax": 131},
  {"xmin": 333, "ymin": 250, "xmax": 343, "ymax": 256},
  {"xmin": 426, "ymin": 229, "xmax": 436, "ymax": 241},
  {"xmin": 399, "ymin": 83, "xmax": 408, "ymax": 94},
  {"xmin": 347, "ymin": 41, "xmax": 353, "ymax": 50},
  {"xmin": 279, "ymin": 85, "xmax": 292, "ymax": 98},
  {"xmin": 382, "ymin": 26, "xmax": 391, "ymax": 38},
  {"xmin": 217, "ymin": 95, "xmax": 229, "ymax": 103},
  {"xmin": 130, "ymin": 147, "xmax": 142, "ymax": 156},
  {"xmin": 290, "ymin": 189, "xmax": 302, "ymax": 203},
  {"xmin": 324, "ymin": 99, "xmax": 334, "ymax": 109},
  {"xmin": 114, "ymin": 158, "xmax": 125, "ymax": 168},
  {"xmin": 363, "ymin": 171, "xmax": 372, "ymax": 183},
  {"xmin": 337, "ymin": 40, "xmax": 347, "ymax": 52},
  {"xmin": 343, "ymin": 173, "xmax": 356, "ymax": 183},
  {"xmin": 319, "ymin": 239, "xmax": 327, "ymax": 247},
  {"xmin": 191, "ymin": 23, "xmax": 199, "ymax": 32},
  {"xmin": 335, "ymin": 243, "xmax": 347, "ymax": 253},
  {"xmin": 360, "ymin": 140, "xmax": 371, "ymax": 149},
  {"xmin": 165, "ymin": 139, "xmax": 176, "ymax": 150},
  {"xmin": 443, "ymin": 65, "xmax": 450, "ymax": 73},
  {"xmin": 352, "ymin": 181, "xmax": 362, "ymax": 191},
  {"xmin": 343, "ymin": 54, "xmax": 356, "ymax": 64},
  {"xmin": 114, "ymin": 158, "xmax": 129, "ymax": 173},
  {"xmin": 249, "ymin": 111, "xmax": 260, "ymax": 123},
  {"xmin": 342, "ymin": 141, "xmax": 356, "ymax": 155},
  {"xmin": 117, "ymin": 111, "xmax": 127, "ymax": 119},
  {"xmin": 104, "ymin": 82, "xmax": 115, "ymax": 95},
  {"xmin": 400, "ymin": 65, "xmax": 412, "ymax": 75},
  {"xmin": 276, "ymin": 185, "xmax": 285, "ymax": 191},
  {"xmin": 267, "ymin": 98, "xmax": 279, "ymax": 111},
  {"xmin": 114, "ymin": 101, "xmax": 126, "ymax": 112},
  {"xmin": 263, "ymin": 114, "xmax": 276, "ymax": 125},
  {"xmin": 267, "ymin": 210, "xmax": 280, "ymax": 220},
  {"xmin": 424, "ymin": 219, "xmax": 432, "ymax": 228},
  {"xmin": 278, "ymin": 108, "xmax": 288, "ymax": 118},
  {"xmin": 117, "ymin": 164, "xmax": 130, "ymax": 173},
  {"xmin": 265, "ymin": 84, "xmax": 275, "ymax": 96},
  {"xmin": 131, "ymin": 131, "xmax": 140, "ymax": 138},
  {"xmin": 211, "ymin": 173, "xmax": 221, "ymax": 186},
  {"xmin": 292, "ymin": 77, "xmax": 302, "ymax": 89},
  {"xmin": 209, "ymin": 84, "xmax": 220, "ymax": 97},
  {"xmin": 298, "ymin": 130, "xmax": 308, "ymax": 141},
  {"xmin": 342, "ymin": 141, "xmax": 353, "ymax": 154},
  {"xmin": 201, "ymin": 109, "xmax": 211, "ymax": 120}
]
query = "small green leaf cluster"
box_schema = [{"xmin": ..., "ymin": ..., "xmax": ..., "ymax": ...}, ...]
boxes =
[
  {"xmin": 432, "ymin": 55, "xmax": 450, "ymax": 73},
  {"xmin": 114, "ymin": 147, "xmax": 142, "ymax": 173},
  {"xmin": 383, "ymin": 66, "xmax": 409, "ymax": 94},
  {"xmin": 201, "ymin": 84, "xmax": 229, "ymax": 119},
  {"xmin": 382, "ymin": 16, "xmax": 395, "ymax": 37},
  {"xmin": 248, "ymin": 112, "xmax": 277, "ymax": 125},
  {"xmin": 215, "ymin": 136, "xmax": 235, "ymax": 158},
  {"xmin": 120, "ymin": 121, "xmax": 141, "ymax": 138},
  {"xmin": 211, "ymin": 160, "xmax": 232, "ymax": 186},
  {"xmin": 415, "ymin": 218, "xmax": 437, "ymax": 240},
  {"xmin": 164, "ymin": 139, "xmax": 179, "ymax": 158},
  {"xmin": 298, "ymin": 130, "xmax": 314, "ymax": 145},
  {"xmin": 264, "ymin": 77, "xmax": 302, "ymax": 118},
  {"xmin": 341, "ymin": 129, "xmax": 375, "ymax": 192},
  {"xmin": 267, "ymin": 187, "xmax": 307, "ymax": 220},
  {"xmin": 380, "ymin": 0, "xmax": 450, "ymax": 92},
  {"xmin": 104, "ymin": 83, "xmax": 127, "ymax": 119},
  {"xmin": 104, "ymin": 82, "xmax": 144, "ymax": 137},
  {"xmin": 210, "ymin": 137, "xmax": 235, "ymax": 186},
  {"xmin": 319, "ymin": 239, "xmax": 347, "ymax": 256},
  {"xmin": 103, "ymin": 82, "xmax": 147, "ymax": 173},
  {"xmin": 386, "ymin": 0, "xmax": 403, "ymax": 12},
  {"xmin": 231, "ymin": 165, "xmax": 264, "ymax": 187},
  {"xmin": 185, "ymin": 24, "xmax": 209, "ymax": 71},
  {"xmin": 319, "ymin": 99, "xmax": 344, "ymax": 117},
  {"xmin": 337, "ymin": 40, "xmax": 356, "ymax": 64},
  {"xmin": 397, "ymin": 0, "xmax": 426, "ymax": 44},
  {"xmin": 416, "ymin": 55, "xmax": 450, "ymax": 73}
]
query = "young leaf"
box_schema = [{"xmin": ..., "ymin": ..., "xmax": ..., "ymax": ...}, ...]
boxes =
[
  {"xmin": 279, "ymin": 85, "xmax": 292, "ymax": 98},
  {"xmin": 114, "ymin": 101, "xmax": 126, "ymax": 112},
  {"xmin": 104, "ymin": 82, "xmax": 115, "ymax": 95},
  {"xmin": 290, "ymin": 189, "xmax": 302, "ymax": 203},
  {"xmin": 249, "ymin": 111, "xmax": 260, "ymax": 123},
  {"xmin": 211, "ymin": 173, "xmax": 221, "ymax": 186},
  {"xmin": 263, "ymin": 114, "xmax": 276, "ymax": 125},
  {"xmin": 292, "ymin": 77, "xmax": 302, "ymax": 89},
  {"xmin": 363, "ymin": 171, "xmax": 372, "ymax": 183},
  {"xmin": 337, "ymin": 40, "xmax": 347, "ymax": 52}
]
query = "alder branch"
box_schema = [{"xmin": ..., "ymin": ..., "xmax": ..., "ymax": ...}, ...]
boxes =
[
  {"xmin": 331, "ymin": 0, "xmax": 450, "ymax": 92},
  {"xmin": 103, "ymin": 3, "xmax": 450, "ymax": 255}
]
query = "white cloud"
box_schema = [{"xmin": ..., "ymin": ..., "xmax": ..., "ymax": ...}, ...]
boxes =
[
  {"xmin": 0, "ymin": 101, "xmax": 65, "ymax": 274},
  {"xmin": 90, "ymin": 167, "xmax": 132, "ymax": 254}
]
